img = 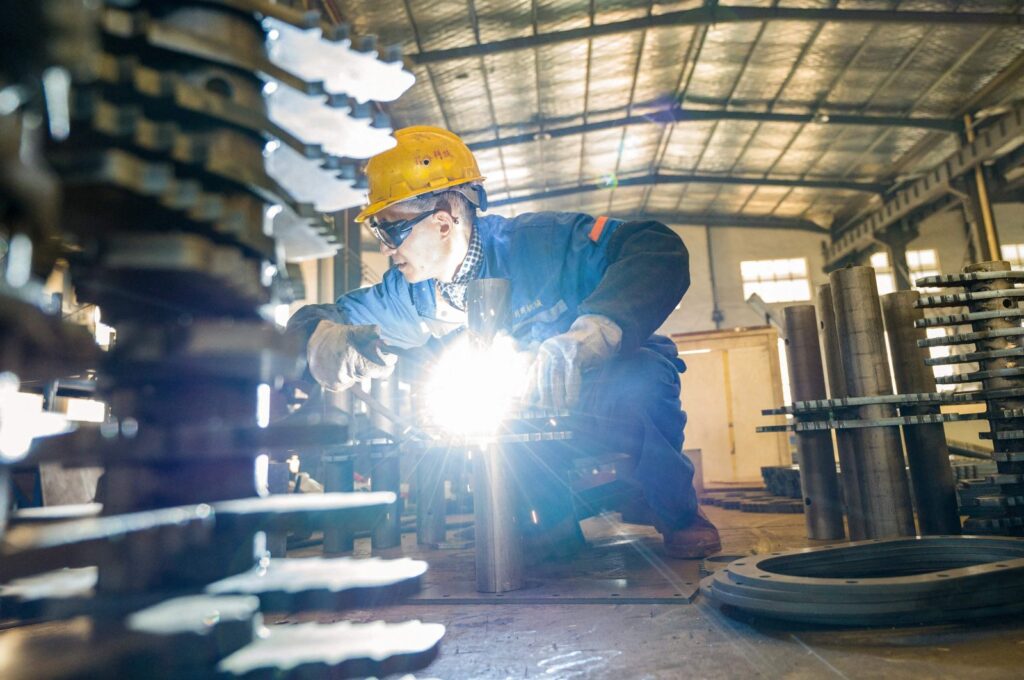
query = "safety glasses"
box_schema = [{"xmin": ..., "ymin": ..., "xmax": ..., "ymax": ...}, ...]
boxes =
[{"xmin": 367, "ymin": 209, "xmax": 437, "ymax": 250}]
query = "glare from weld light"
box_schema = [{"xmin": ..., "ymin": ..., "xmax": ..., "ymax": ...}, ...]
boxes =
[
  {"xmin": 273, "ymin": 303, "xmax": 290, "ymax": 327},
  {"xmin": 41, "ymin": 66, "xmax": 71, "ymax": 141},
  {"xmin": 423, "ymin": 334, "xmax": 531, "ymax": 436},
  {"xmin": 0, "ymin": 372, "xmax": 72, "ymax": 461},
  {"xmin": 254, "ymin": 454, "xmax": 270, "ymax": 496},
  {"xmin": 5, "ymin": 234, "xmax": 32, "ymax": 288},
  {"xmin": 256, "ymin": 384, "xmax": 272, "ymax": 429}
]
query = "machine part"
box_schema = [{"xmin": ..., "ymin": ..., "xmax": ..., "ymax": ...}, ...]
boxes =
[
  {"xmin": 125, "ymin": 594, "xmax": 259, "ymax": 665},
  {"xmin": 415, "ymin": 453, "xmax": 448, "ymax": 547},
  {"xmin": 266, "ymin": 83, "xmax": 398, "ymax": 160},
  {"xmin": 762, "ymin": 387, "xmax": 1024, "ymax": 414},
  {"xmin": 371, "ymin": 455, "xmax": 402, "ymax": 550},
  {"xmin": 756, "ymin": 409, "xmax": 992, "ymax": 433},
  {"xmin": 816, "ymin": 283, "xmax": 866, "ymax": 540},
  {"xmin": 829, "ymin": 267, "xmax": 915, "ymax": 538},
  {"xmin": 321, "ymin": 458, "xmax": 356, "ymax": 554},
  {"xmin": 206, "ymin": 556, "xmax": 426, "ymax": 611},
  {"xmin": 880, "ymin": 291, "xmax": 961, "ymax": 535},
  {"xmin": 463, "ymin": 276, "xmax": 523, "ymax": 591},
  {"xmin": 216, "ymin": 619, "xmax": 444, "ymax": 678},
  {"xmin": 782, "ymin": 305, "xmax": 844, "ymax": 540},
  {"xmin": 262, "ymin": 18, "xmax": 414, "ymax": 105},
  {"xmin": 916, "ymin": 261, "xmax": 1024, "ymax": 534},
  {"xmin": 702, "ymin": 536, "xmax": 1024, "ymax": 626},
  {"xmin": 473, "ymin": 443, "xmax": 524, "ymax": 593}
]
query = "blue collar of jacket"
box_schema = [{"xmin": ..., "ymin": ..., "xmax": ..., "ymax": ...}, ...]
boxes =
[{"xmin": 408, "ymin": 215, "xmax": 511, "ymax": 319}]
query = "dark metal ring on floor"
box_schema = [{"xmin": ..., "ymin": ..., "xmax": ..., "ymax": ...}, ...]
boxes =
[{"xmin": 701, "ymin": 535, "xmax": 1024, "ymax": 626}]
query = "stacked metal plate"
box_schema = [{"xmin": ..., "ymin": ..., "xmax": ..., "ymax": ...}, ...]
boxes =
[
  {"xmin": 914, "ymin": 261, "xmax": 1024, "ymax": 534},
  {"xmin": 0, "ymin": 1, "xmax": 443, "ymax": 677}
]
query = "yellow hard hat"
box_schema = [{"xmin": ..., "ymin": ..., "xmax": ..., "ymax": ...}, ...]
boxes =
[{"xmin": 355, "ymin": 126, "xmax": 486, "ymax": 223}]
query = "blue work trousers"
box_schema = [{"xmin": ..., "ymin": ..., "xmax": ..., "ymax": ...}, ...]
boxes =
[{"xmin": 515, "ymin": 345, "xmax": 698, "ymax": 532}]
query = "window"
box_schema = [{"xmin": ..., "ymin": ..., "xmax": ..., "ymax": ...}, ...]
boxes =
[
  {"xmin": 907, "ymin": 249, "xmax": 940, "ymax": 289},
  {"xmin": 870, "ymin": 249, "xmax": 941, "ymax": 293},
  {"xmin": 870, "ymin": 252, "xmax": 894, "ymax": 295},
  {"xmin": 1001, "ymin": 244, "xmax": 1024, "ymax": 271},
  {"xmin": 740, "ymin": 257, "xmax": 811, "ymax": 303}
]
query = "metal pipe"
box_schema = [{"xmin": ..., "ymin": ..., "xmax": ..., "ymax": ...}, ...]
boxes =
[
  {"xmin": 783, "ymin": 305, "xmax": 846, "ymax": 540},
  {"xmin": 371, "ymin": 455, "xmax": 403, "ymax": 549},
  {"xmin": 473, "ymin": 443, "xmax": 523, "ymax": 592},
  {"xmin": 322, "ymin": 458, "xmax": 354, "ymax": 553},
  {"xmin": 817, "ymin": 283, "xmax": 867, "ymax": 540},
  {"xmin": 965, "ymin": 114, "xmax": 1001, "ymax": 261},
  {"xmin": 829, "ymin": 267, "xmax": 916, "ymax": 538},
  {"xmin": 880, "ymin": 291, "xmax": 961, "ymax": 535},
  {"xmin": 488, "ymin": 173, "xmax": 886, "ymax": 209},
  {"xmin": 415, "ymin": 454, "xmax": 447, "ymax": 546},
  {"xmin": 465, "ymin": 278, "xmax": 523, "ymax": 592}
]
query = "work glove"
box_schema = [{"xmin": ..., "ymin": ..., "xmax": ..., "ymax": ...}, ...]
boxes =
[
  {"xmin": 307, "ymin": 320, "xmax": 397, "ymax": 392},
  {"xmin": 525, "ymin": 314, "xmax": 622, "ymax": 410}
]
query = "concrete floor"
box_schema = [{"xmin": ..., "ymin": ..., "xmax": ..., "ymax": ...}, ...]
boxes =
[{"xmin": 286, "ymin": 505, "xmax": 1024, "ymax": 679}]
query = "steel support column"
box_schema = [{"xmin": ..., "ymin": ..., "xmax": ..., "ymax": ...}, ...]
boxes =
[
  {"xmin": 965, "ymin": 115, "xmax": 1002, "ymax": 261},
  {"xmin": 783, "ymin": 305, "xmax": 845, "ymax": 540},
  {"xmin": 880, "ymin": 291, "xmax": 961, "ymax": 535},
  {"xmin": 817, "ymin": 283, "xmax": 866, "ymax": 540},
  {"xmin": 829, "ymin": 267, "xmax": 916, "ymax": 539}
]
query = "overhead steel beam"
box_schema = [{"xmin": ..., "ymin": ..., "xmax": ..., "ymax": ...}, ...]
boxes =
[
  {"xmin": 488, "ymin": 173, "xmax": 886, "ymax": 209},
  {"xmin": 825, "ymin": 102, "xmax": 1024, "ymax": 269},
  {"xmin": 634, "ymin": 211, "xmax": 828, "ymax": 234},
  {"xmin": 467, "ymin": 109, "xmax": 960, "ymax": 152},
  {"xmin": 410, "ymin": 5, "xmax": 1024, "ymax": 64}
]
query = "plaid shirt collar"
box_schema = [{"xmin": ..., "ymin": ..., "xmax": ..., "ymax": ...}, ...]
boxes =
[{"xmin": 437, "ymin": 226, "xmax": 483, "ymax": 312}]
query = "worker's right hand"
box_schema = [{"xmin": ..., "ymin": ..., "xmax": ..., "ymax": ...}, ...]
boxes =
[{"xmin": 307, "ymin": 320, "xmax": 397, "ymax": 392}]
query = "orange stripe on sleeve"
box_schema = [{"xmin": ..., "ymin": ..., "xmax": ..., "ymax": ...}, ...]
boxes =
[{"xmin": 588, "ymin": 215, "xmax": 608, "ymax": 242}]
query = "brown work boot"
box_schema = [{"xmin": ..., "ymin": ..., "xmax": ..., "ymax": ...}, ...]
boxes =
[{"xmin": 660, "ymin": 508, "xmax": 721, "ymax": 559}]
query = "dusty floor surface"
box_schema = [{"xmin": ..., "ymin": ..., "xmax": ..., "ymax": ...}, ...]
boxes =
[{"xmin": 280, "ymin": 505, "xmax": 1024, "ymax": 679}]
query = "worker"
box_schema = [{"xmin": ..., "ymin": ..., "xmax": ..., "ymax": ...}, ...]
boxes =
[{"xmin": 287, "ymin": 126, "xmax": 720, "ymax": 559}]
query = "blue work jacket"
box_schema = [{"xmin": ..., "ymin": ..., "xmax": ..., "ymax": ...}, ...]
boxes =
[{"xmin": 290, "ymin": 211, "xmax": 690, "ymax": 356}]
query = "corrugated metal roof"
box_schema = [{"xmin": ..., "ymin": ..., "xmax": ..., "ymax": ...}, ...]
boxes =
[{"xmin": 332, "ymin": 0, "xmax": 1024, "ymax": 233}]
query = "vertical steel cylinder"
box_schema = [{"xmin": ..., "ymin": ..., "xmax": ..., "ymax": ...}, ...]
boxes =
[
  {"xmin": 322, "ymin": 458, "xmax": 355, "ymax": 553},
  {"xmin": 880, "ymin": 291, "xmax": 961, "ymax": 535},
  {"xmin": 465, "ymin": 276, "xmax": 522, "ymax": 591},
  {"xmin": 371, "ymin": 455, "xmax": 403, "ymax": 549},
  {"xmin": 817, "ymin": 283, "xmax": 867, "ymax": 540},
  {"xmin": 829, "ymin": 267, "xmax": 915, "ymax": 538},
  {"xmin": 473, "ymin": 443, "xmax": 524, "ymax": 593},
  {"xmin": 415, "ymin": 454, "xmax": 447, "ymax": 546},
  {"xmin": 783, "ymin": 305, "xmax": 845, "ymax": 540}
]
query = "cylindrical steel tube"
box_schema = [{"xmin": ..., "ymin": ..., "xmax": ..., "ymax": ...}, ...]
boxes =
[
  {"xmin": 322, "ymin": 458, "xmax": 355, "ymax": 553},
  {"xmin": 465, "ymin": 276, "xmax": 522, "ymax": 591},
  {"xmin": 880, "ymin": 291, "xmax": 961, "ymax": 535},
  {"xmin": 784, "ymin": 305, "xmax": 845, "ymax": 540},
  {"xmin": 371, "ymin": 454, "xmax": 403, "ymax": 549},
  {"xmin": 830, "ymin": 267, "xmax": 915, "ymax": 538},
  {"xmin": 817, "ymin": 283, "xmax": 867, "ymax": 540},
  {"xmin": 473, "ymin": 443, "xmax": 524, "ymax": 592},
  {"xmin": 416, "ymin": 453, "xmax": 447, "ymax": 546}
]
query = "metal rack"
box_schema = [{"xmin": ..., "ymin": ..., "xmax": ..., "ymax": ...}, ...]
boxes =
[{"xmin": 0, "ymin": 1, "xmax": 442, "ymax": 677}]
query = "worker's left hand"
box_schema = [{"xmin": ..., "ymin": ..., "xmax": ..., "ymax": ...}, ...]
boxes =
[{"xmin": 525, "ymin": 314, "xmax": 622, "ymax": 410}]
